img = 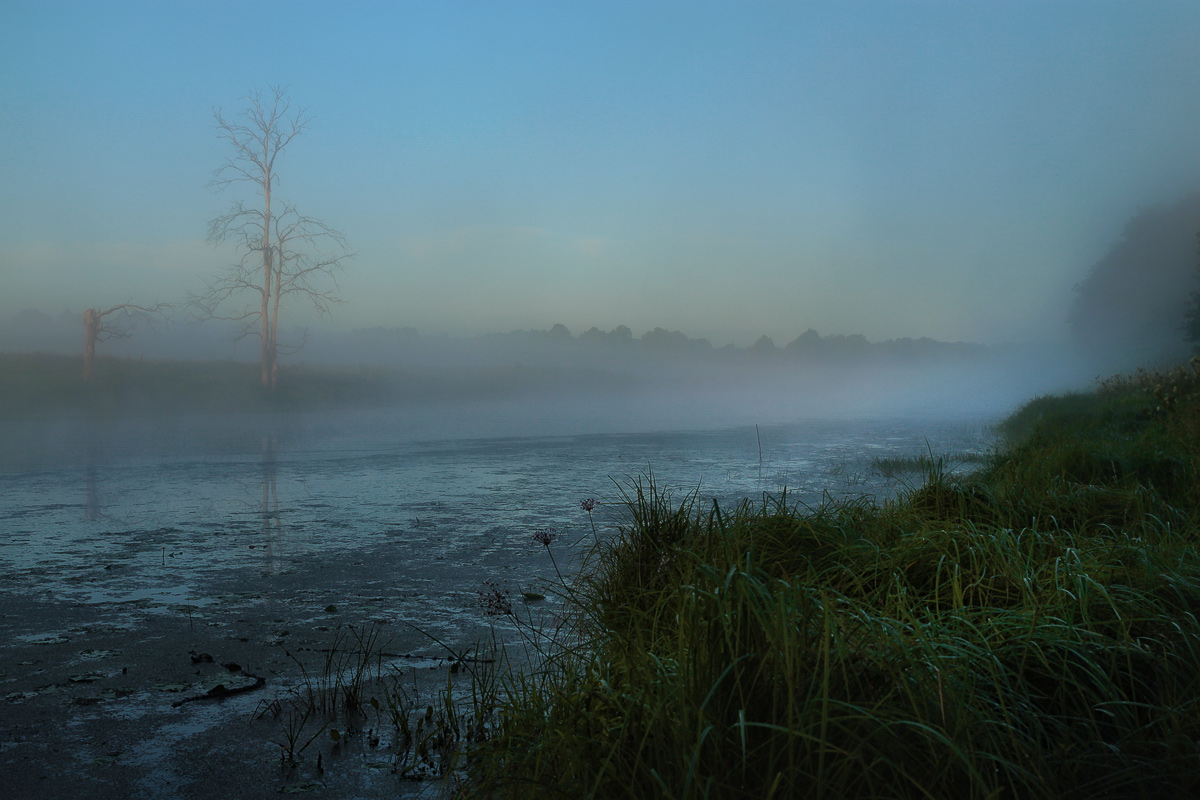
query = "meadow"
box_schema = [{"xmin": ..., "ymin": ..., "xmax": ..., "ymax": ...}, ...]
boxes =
[
  {"xmin": 451, "ymin": 359, "xmax": 1200, "ymax": 799},
  {"xmin": 0, "ymin": 352, "xmax": 618, "ymax": 417}
]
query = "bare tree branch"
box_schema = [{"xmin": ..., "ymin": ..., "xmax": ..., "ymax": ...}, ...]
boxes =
[
  {"xmin": 208, "ymin": 86, "xmax": 310, "ymax": 193},
  {"xmin": 83, "ymin": 302, "xmax": 172, "ymax": 381},
  {"xmin": 193, "ymin": 87, "xmax": 351, "ymax": 391}
]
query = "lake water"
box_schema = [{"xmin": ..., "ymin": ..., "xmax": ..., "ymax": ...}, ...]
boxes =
[
  {"xmin": 0, "ymin": 407, "xmax": 997, "ymax": 644},
  {"xmin": 0, "ymin": 405, "xmax": 998, "ymax": 797}
]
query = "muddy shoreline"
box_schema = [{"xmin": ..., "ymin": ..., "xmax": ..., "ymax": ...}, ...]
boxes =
[
  {"xmin": 0, "ymin": 415, "xmax": 996, "ymax": 799},
  {"xmin": 0, "ymin": 539, "xmax": 534, "ymax": 800}
]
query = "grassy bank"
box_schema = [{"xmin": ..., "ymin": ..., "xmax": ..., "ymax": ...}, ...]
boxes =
[
  {"xmin": 0, "ymin": 352, "xmax": 628, "ymax": 417},
  {"xmin": 456, "ymin": 361, "xmax": 1200, "ymax": 798}
]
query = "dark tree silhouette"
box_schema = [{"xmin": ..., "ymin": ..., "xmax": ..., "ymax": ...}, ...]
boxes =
[
  {"xmin": 1184, "ymin": 231, "xmax": 1200, "ymax": 348},
  {"xmin": 1069, "ymin": 192, "xmax": 1200, "ymax": 369}
]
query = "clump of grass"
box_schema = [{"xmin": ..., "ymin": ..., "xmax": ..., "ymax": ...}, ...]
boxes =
[
  {"xmin": 870, "ymin": 451, "xmax": 988, "ymax": 481},
  {"xmin": 289, "ymin": 623, "xmax": 386, "ymax": 719},
  {"xmin": 455, "ymin": 362, "xmax": 1200, "ymax": 799},
  {"xmin": 381, "ymin": 665, "xmax": 486, "ymax": 781},
  {"xmin": 259, "ymin": 623, "xmax": 391, "ymax": 764}
]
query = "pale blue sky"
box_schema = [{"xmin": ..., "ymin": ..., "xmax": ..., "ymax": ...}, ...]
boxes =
[{"xmin": 3, "ymin": 1, "xmax": 1200, "ymax": 347}]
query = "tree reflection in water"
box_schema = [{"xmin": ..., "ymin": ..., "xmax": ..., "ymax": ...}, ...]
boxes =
[{"xmin": 259, "ymin": 433, "xmax": 282, "ymax": 575}]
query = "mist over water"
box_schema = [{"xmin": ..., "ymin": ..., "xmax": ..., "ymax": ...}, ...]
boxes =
[
  {"xmin": 0, "ymin": 335, "xmax": 1140, "ymax": 797},
  {"xmin": 0, "ymin": 343, "xmax": 1079, "ymax": 475},
  {"xmin": 0, "ymin": 331, "xmax": 1042, "ymax": 674},
  {"xmin": 0, "ymin": 405, "xmax": 996, "ymax": 640}
]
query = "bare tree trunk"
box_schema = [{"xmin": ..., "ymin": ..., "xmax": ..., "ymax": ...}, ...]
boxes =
[
  {"xmin": 80, "ymin": 303, "xmax": 168, "ymax": 383},
  {"xmin": 269, "ymin": 255, "xmax": 283, "ymax": 392},
  {"xmin": 260, "ymin": 284, "xmax": 271, "ymax": 388},
  {"xmin": 260, "ymin": 134, "xmax": 273, "ymax": 389},
  {"xmin": 83, "ymin": 308, "xmax": 99, "ymax": 382}
]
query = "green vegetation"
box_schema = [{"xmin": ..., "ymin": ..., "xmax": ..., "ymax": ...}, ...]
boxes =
[
  {"xmin": 869, "ymin": 452, "xmax": 988, "ymax": 481},
  {"xmin": 455, "ymin": 361, "xmax": 1200, "ymax": 798},
  {"xmin": 0, "ymin": 353, "xmax": 272, "ymax": 416},
  {"xmin": 0, "ymin": 352, "xmax": 611, "ymax": 417}
]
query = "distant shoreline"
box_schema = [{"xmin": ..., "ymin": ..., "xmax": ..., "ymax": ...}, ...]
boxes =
[{"xmin": 0, "ymin": 346, "xmax": 1092, "ymax": 427}]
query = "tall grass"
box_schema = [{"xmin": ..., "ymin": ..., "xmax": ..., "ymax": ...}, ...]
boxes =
[{"xmin": 456, "ymin": 362, "xmax": 1200, "ymax": 799}]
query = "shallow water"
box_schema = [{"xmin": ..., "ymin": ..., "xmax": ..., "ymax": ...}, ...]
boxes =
[
  {"xmin": 0, "ymin": 407, "xmax": 996, "ymax": 797},
  {"xmin": 0, "ymin": 409, "xmax": 995, "ymax": 616}
]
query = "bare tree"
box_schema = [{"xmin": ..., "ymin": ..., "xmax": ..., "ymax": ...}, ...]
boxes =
[
  {"xmin": 82, "ymin": 302, "xmax": 170, "ymax": 382},
  {"xmin": 196, "ymin": 87, "xmax": 351, "ymax": 391}
]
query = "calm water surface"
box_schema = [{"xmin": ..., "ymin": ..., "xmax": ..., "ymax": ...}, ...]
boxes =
[
  {"xmin": 0, "ymin": 406, "xmax": 1000, "ymax": 797},
  {"xmin": 0, "ymin": 408, "xmax": 996, "ymax": 637}
]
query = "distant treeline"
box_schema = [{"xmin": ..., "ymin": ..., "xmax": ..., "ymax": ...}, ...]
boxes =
[
  {"xmin": 0, "ymin": 307, "xmax": 995, "ymax": 371},
  {"xmin": 309, "ymin": 323, "xmax": 990, "ymax": 366},
  {"xmin": 494, "ymin": 323, "xmax": 988, "ymax": 360},
  {"xmin": 1069, "ymin": 190, "xmax": 1200, "ymax": 371}
]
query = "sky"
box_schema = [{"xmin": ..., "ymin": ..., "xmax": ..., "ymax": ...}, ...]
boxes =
[{"xmin": 2, "ymin": 1, "xmax": 1200, "ymax": 349}]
